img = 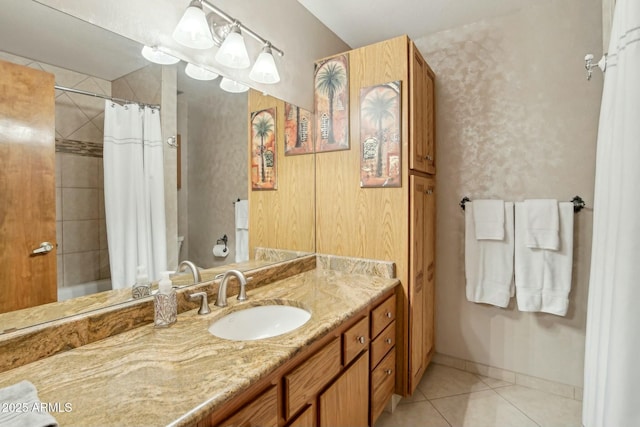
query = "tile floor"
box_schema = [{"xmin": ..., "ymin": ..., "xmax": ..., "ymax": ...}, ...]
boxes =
[{"xmin": 375, "ymin": 364, "xmax": 582, "ymax": 427}]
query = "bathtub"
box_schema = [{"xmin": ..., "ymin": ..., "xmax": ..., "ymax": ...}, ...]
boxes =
[{"xmin": 57, "ymin": 278, "xmax": 113, "ymax": 301}]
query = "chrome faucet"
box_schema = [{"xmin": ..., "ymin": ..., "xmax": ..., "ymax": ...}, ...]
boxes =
[
  {"xmin": 177, "ymin": 260, "xmax": 201, "ymax": 285},
  {"xmin": 215, "ymin": 269, "xmax": 248, "ymax": 308}
]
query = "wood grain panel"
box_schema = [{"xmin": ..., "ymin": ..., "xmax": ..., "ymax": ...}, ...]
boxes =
[
  {"xmin": 0, "ymin": 60, "xmax": 57, "ymax": 314},
  {"xmin": 247, "ymin": 90, "xmax": 315, "ymax": 257},
  {"xmin": 284, "ymin": 337, "xmax": 341, "ymax": 420},
  {"xmin": 217, "ymin": 385, "xmax": 278, "ymax": 427},
  {"xmin": 314, "ymin": 35, "xmax": 410, "ymax": 394},
  {"xmin": 319, "ymin": 352, "xmax": 369, "ymax": 427},
  {"xmin": 286, "ymin": 404, "xmax": 315, "ymax": 427}
]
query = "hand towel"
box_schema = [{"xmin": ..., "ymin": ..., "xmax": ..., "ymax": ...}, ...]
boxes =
[
  {"xmin": 235, "ymin": 200, "xmax": 249, "ymax": 263},
  {"xmin": 472, "ymin": 199, "xmax": 505, "ymax": 240},
  {"xmin": 515, "ymin": 202, "xmax": 574, "ymax": 316},
  {"xmin": 523, "ymin": 199, "xmax": 560, "ymax": 250},
  {"xmin": 0, "ymin": 380, "xmax": 58, "ymax": 427},
  {"xmin": 465, "ymin": 202, "xmax": 515, "ymax": 308}
]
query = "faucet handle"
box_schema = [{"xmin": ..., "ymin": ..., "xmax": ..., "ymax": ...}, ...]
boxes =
[{"xmin": 188, "ymin": 291, "xmax": 211, "ymax": 315}]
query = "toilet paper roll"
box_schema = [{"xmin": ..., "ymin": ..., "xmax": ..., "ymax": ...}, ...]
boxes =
[{"xmin": 213, "ymin": 244, "xmax": 228, "ymax": 258}]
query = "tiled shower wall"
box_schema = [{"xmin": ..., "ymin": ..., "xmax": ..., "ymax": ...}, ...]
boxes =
[{"xmin": 0, "ymin": 50, "xmax": 112, "ymax": 288}]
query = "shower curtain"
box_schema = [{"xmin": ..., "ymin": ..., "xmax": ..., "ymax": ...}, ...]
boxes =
[
  {"xmin": 103, "ymin": 102, "xmax": 167, "ymax": 289},
  {"xmin": 583, "ymin": 0, "xmax": 640, "ymax": 426}
]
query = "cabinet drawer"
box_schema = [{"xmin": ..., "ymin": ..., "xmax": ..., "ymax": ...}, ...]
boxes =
[
  {"xmin": 370, "ymin": 348, "xmax": 396, "ymax": 425},
  {"xmin": 217, "ymin": 385, "xmax": 277, "ymax": 427},
  {"xmin": 371, "ymin": 294, "xmax": 396, "ymax": 338},
  {"xmin": 370, "ymin": 320, "xmax": 395, "ymax": 369},
  {"xmin": 342, "ymin": 316, "xmax": 369, "ymax": 365},
  {"xmin": 284, "ymin": 338, "xmax": 342, "ymax": 420}
]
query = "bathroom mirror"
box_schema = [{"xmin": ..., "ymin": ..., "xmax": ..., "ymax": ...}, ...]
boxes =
[{"xmin": 0, "ymin": 0, "xmax": 314, "ymax": 332}]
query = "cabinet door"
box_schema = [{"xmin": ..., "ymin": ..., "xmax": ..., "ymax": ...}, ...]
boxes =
[
  {"xmin": 409, "ymin": 43, "xmax": 435, "ymax": 175},
  {"xmin": 409, "ymin": 175, "xmax": 435, "ymax": 393},
  {"xmin": 424, "ymin": 179, "xmax": 436, "ymax": 360},
  {"xmin": 319, "ymin": 352, "xmax": 369, "ymax": 427},
  {"xmin": 217, "ymin": 385, "xmax": 278, "ymax": 427}
]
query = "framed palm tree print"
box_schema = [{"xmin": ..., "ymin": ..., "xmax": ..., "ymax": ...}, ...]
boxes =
[
  {"xmin": 284, "ymin": 102, "xmax": 314, "ymax": 155},
  {"xmin": 251, "ymin": 108, "xmax": 277, "ymax": 190},
  {"xmin": 360, "ymin": 81, "xmax": 402, "ymax": 188},
  {"xmin": 314, "ymin": 54, "xmax": 349, "ymax": 152}
]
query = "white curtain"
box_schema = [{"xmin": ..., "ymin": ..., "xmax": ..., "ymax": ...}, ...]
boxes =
[
  {"xmin": 583, "ymin": 1, "xmax": 640, "ymax": 426},
  {"xmin": 103, "ymin": 102, "xmax": 167, "ymax": 289}
]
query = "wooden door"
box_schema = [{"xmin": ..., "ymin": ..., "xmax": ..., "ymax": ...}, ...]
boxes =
[
  {"xmin": 216, "ymin": 386, "xmax": 278, "ymax": 427},
  {"xmin": 319, "ymin": 352, "xmax": 369, "ymax": 427},
  {"xmin": 0, "ymin": 60, "xmax": 57, "ymax": 314},
  {"xmin": 409, "ymin": 175, "xmax": 427, "ymax": 391}
]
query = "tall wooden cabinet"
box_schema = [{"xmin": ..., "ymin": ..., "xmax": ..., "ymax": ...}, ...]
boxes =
[{"xmin": 315, "ymin": 35, "xmax": 436, "ymax": 396}]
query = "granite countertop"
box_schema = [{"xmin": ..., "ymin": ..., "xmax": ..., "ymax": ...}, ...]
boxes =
[{"xmin": 0, "ymin": 268, "xmax": 398, "ymax": 427}]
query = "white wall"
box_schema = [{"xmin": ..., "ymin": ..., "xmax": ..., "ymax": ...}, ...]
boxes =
[{"xmin": 415, "ymin": 0, "xmax": 603, "ymax": 387}]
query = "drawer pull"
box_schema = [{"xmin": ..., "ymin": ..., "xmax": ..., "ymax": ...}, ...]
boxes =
[
  {"xmin": 357, "ymin": 336, "xmax": 366, "ymax": 344},
  {"xmin": 385, "ymin": 369, "xmax": 393, "ymax": 375},
  {"xmin": 385, "ymin": 338, "xmax": 392, "ymax": 345},
  {"xmin": 385, "ymin": 312, "xmax": 392, "ymax": 318}
]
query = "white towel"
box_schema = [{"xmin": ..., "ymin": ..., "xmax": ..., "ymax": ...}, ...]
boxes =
[
  {"xmin": 0, "ymin": 380, "xmax": 58, "ymax": 427},
  {"xmin": 523, "ymin": 199, "xmax": 560, "ymax": 250},
  {"xmin": 515, "ymin": 202, "xmax": 574, "ymax": 316},
  {"xmin": 465, "ymin": 202, "xmax": 515, "ymax": 308},
  {"xmin": 235, "ymin": 200, "xmax": 249, "ymax": 263},
  {"xmin": 473, "ymin": 199, "xmax": 505, "ymax": 240}
]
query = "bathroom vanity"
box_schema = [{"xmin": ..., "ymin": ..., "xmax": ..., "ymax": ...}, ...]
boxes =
[{"xmin": 0, "ymin": 257, "xmax": 399, "ymax": 427}]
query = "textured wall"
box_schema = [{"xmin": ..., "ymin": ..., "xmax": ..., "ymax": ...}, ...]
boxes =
[
  {"xmin": 414, "ymin": 0, "xmax": 603, "ymax": 387},
  {"xmin": 186, "ymin": 86, "xmax": 248, "ymax": 269}
]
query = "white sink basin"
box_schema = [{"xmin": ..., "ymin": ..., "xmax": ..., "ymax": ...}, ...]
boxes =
[{"xmin": 208, "ymin": 305, "xmax": 311, "ymax": 341}]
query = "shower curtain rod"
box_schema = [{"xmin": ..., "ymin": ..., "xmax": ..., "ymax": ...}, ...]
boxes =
[{"xmin": 54, "ymin": 85, "xmax": 160, "ymax": 109}]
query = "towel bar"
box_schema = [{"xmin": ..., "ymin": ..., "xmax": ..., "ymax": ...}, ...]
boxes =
[{"xmin": 460, "ymin": 196, "xmax": 585, "ymax": 213}]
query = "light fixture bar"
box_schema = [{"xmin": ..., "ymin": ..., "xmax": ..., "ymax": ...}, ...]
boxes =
[{"xmin": 200, "ymin": 0, "xmax": 284, "ymax": 57}]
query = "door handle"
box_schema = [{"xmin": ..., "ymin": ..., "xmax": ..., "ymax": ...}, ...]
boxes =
[{"xmin": 32, "ymin": 242, "xmax": 54, "ymax": 255}]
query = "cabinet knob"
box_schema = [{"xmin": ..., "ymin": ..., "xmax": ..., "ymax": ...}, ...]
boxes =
[
  {"xmin": 385, "ymin": 312, "xmax": 392, "ymax": 319},
  {"xmin": 385, "ymin": 369, "xmax": 393, "ymax": 375},
  {"xmin": 385, "ymin": 338, "xmax": 393, "ymax": 345},
  {"xmin": 425, "ymin": 189, "xmax": 433, "ymax": 195},
  {"xmin": 357, "ymin": 336, "xmax": 366, "ymax": 344}
]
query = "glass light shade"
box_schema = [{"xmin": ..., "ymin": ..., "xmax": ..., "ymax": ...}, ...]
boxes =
[
  {"xmin": 141, "ymin": 46, "xmax": 180, "ymax": 65},
  {"xmin": 185, "ymin": 63, "xmax": 219, "ymax": 80},
  {"xmin": 214, "ymin": 27, "xmax": 250, "ymax": 69},
  {"xmin": 249, "ymin": 46, "xmax": 280, "ymax": 84},
  {"xmin": 219, "ymin": 77, "xmax": 249, "ymax": 93},
  {"xmin": 172, "ymin": 1, "xmax": 215, "ymax": 49}
]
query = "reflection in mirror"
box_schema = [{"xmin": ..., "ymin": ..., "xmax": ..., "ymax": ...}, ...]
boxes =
[{"xmin": 0, "ymin": 0, "xmax": 312, "ymax": 334}]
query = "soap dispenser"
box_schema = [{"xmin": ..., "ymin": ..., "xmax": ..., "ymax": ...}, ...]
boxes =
[
  {"xmin": 154, "ymin": 271, "xmax": 177, "ymax": 328},
  {"xmin": 132, "ymin": 265, "xmax": 151, "ymax": 299}
]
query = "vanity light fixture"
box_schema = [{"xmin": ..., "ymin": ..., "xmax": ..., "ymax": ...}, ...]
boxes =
[
  {"xmin": 185, "ymin": 63, "xmax": 219, "ymax": 80},
  {"xmin": 172, "ymin": 0, "xmax": 284, "ymax": 84},
  {"xmin": 173, "ymin": 0, "xmax": 215, "ymax": 49},
  {"xmin": 249, "ymin": 43, "xmax": 280, "ymax": 84},
  {"xmin": 141, "ymin": 46, "xmax": 180, "ymax": 65},
  {"xmin": 219, "ymin": 77, "xmax": 249, "ymax": 93},
  {"xmin": 214, "ymin": 22, "xmax": 250, "ymax": 69}
]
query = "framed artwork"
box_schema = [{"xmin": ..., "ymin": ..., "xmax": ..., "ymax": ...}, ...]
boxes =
[
  {"xmin": 314, "ymin": 53, "xmax": 349, "ymax": 152},
  {"xmin": 284, "ymin": 102, "xmax": 314, "ymax": 155},
  {"xmin": 360, "ymin": 81, "xmax": 402, "ymax": 188},
  {"xmin": 250, "ymin": 107, "xmax": 277, "ymax": 190}
]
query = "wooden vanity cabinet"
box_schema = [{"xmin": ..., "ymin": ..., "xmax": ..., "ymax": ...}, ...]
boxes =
[{"xmin": 201, "ymin": 288, "xmax": 398, "ymax": 427}]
